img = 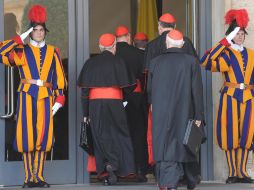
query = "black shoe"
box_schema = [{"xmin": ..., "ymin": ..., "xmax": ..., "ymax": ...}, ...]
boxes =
[
  {"xmin": 136, "ymin": 168, "xmax": 147, "ymax": 182},
  {"xmin": 238, "ymin": 177, "xmax": 254, "ymax": 183},
  {"xmin": 105, "ymin": 165, "xmax": 117, "ymax": 185},
  {"xmin": 187, "ymin": 185, "xmax": 196, "ymax": 190},
  {"xmin": 178, "ymin": 177, "xmax": 187, "ymax": 186},
  {"xmin": 187, "ymin": 184, "xmax": 196, "ymax": 190},
  {"xmin": 137, "ymin": 173, "xmax": 147, "ymax": 182},
  {"xmin": 103, "ymin": 178, "xmax": 110, "ymax": 186},
  {"xmin": 35, "ymin": 181, "xmax": 50, "ymax": 188},
  {"xmin": 226, "ymin": 176, "xmax": 238, "ymax": 184},
  {"xmin": 22, "ymin": 181, "xmax": 36, "ymax": 188}
]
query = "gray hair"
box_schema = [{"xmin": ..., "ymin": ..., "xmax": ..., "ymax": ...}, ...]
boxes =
[{"xmin": 99, "ymin": 41, "xmax": 116, "ymax": 52}]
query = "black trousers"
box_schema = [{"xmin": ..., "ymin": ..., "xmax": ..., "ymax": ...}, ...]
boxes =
[{"xmin": 155, "ymin": 161, "xmax": 199, "ymax": 189}]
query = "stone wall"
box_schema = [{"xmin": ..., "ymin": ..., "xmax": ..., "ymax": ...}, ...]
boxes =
[
  {"xmin": 4, "ymin": 0, "xmax": 29, "ymax": 34},
  {"xmin": 211, "ymin": 0, "xmax": 227, "ymax": 182}
]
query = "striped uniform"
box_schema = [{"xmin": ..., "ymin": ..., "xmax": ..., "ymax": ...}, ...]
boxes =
[
  {"xmin": 201, "ymin": 42, "xmax": 254, "ymax": 178},
  {"xmin": 0, "ymin": 38, "xmax": 67, "ymax": 182}
]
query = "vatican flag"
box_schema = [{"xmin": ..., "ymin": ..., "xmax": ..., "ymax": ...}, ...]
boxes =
[{"xmin": 137, "ymin": 0, "xmax": 158, "ymax": 41}]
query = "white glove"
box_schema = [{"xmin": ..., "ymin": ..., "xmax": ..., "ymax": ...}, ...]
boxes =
[
  {"xmin": 20, "ymin": 27, "xmax": 33, "ymax": 42},
  {"xmin": 84, "ymin": 117, "xmax": 90, "ymax": 123},
  {"xmin": 123, "ymin": 101, "xmax": 128, "ymax": 107},
  {"xmin": 195, "ymin": 120, "xmax": 202, "ymax": 127},
  {"xmin": 226, "ymin": 27, "xmax": 240, "ymax": 43},
  {"xmin": 52, "ymin": 102, "xmax": 62, "ymax": 116}
]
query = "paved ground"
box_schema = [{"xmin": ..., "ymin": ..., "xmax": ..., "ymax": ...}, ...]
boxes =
[{"xmin": 1, "ymin": 182, "xmax": 254, "ymax": 190}]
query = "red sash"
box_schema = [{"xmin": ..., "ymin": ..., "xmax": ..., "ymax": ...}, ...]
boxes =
[{"xmin": 89, "ymin": 87, "xmax": 123, "ymax": 99}]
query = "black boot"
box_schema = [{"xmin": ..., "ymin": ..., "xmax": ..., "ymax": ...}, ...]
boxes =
[
  {"xmin": 22, "ymin": 181, "xmax": 36, "ymax": 188},
  {"xmin": 136, "ymin": 168, "xmax": 147, "ymax": 182},
  {"xmin": 238, "ymin": 177, "xmax": 254, "ymax": 183},
  {"xmin": 35, "ymin": 181, "xmax": 50, "ymax": 188},
  {"xmin": 187, "ymin": 184, "xmax": 196, "ymax": 190},
  {"xmin": 226, "ymin": 176, "xmax": 238, "ymax": 184}
]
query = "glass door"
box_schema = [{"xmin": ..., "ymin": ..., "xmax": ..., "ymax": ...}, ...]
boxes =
[{"xmin": 0, "ymin": 0, "xmax": 76, "ymax": 186}]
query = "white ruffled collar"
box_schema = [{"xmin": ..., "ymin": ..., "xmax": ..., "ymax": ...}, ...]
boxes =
[
  {"xmin": 231, "ymin": 43, "xmax": 244, "ymax": 52},
  {"xmin": 29, "ymin": 38, "xmax": 46, "ymax": 48}
]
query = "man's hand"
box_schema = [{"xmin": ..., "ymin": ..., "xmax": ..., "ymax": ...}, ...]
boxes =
[
  {"xmin": 226, "ymin": 27, "xmax": 240, "ymax": 44},
  {"xmin": 52, "ymin": 102, "xmax": 62, "ymax": 116},
  {"xmin": 20, "ymin": 27, "xmax": 33, "ymax": 42}
]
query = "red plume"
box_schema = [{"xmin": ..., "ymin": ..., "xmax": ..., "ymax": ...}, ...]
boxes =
[
  {"xmin": 225, "ymin": 9, "xmax": 249, "ymax": 28},
  {"xmin": 28, "ymin": 5, "xmax": 47, "ymax": 23}
]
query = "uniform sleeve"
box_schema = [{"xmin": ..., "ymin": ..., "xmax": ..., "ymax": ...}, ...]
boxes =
[
  {"xmin": 52, "ymin": 48, "xmax": 68, "ymax": 97},
  {"xmin": 192, "ymin": 61, "xmax": 205, "ymax": 121},
  {"xmin": 200, "ymin": 41, "xmax": 230, "ymax": 72},
  {"xmin": 81, "ymin": 88, "xmax": 89, "ymax": 117},
  {"xmin": 0, "ymin": 37, "xmax": 25, "ymax": 67}
]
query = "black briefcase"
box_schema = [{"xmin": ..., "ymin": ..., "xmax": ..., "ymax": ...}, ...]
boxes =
[
  {"xmin": 79, "ymin": 121, "xmax": 94, "ymax": 155},
  {"xmin": 183, "ymin": 119, "xmax": 206, "ymax": 156}
]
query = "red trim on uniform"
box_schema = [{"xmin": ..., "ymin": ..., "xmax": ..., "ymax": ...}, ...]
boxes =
[
  {"xmin": 147, "ymin": 107, "xmax": 155, "ymax": 165},
  {"xmin": 55, "ymin": 95, "xmax": 65, "ymax": 106},
  {"xmin": 204, "ymin": 48, "xmax": 212, "ymax": 55},
  {"xmin": 133, "ymin": 79, "xmax": 142, "ymax": 93},
  {"xmin": 219, "ymin": 38, "xmax": 231, "ymax": 47},
  {"xmin": 89, "ymin": 87, "xmax": 123, "ymax": 100},
  {"xmin": 17, "ymin": 51, "xmax": 23, "ymax": 59},
  {"xmin": 9, "ymin": 52, "xmax": 15, "ymax": 63},
  {"xmin": 12, "ymin": 36, "xmax": 23, "ymax": 45}
]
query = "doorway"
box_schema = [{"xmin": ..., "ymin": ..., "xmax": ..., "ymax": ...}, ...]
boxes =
[{"xmin": 87, "ymin": 0, "xmax": 213, "ymax": 182}]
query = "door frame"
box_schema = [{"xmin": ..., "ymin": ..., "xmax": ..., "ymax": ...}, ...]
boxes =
[
  {"xmin": 198, "ymin": 0, "xmax": 214, "ymax": 181},
  {"xmin": 75, "ymin": 0, "xmax": 90, "ymax": 184}
]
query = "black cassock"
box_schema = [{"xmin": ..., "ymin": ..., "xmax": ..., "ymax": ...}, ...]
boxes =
[
  {"xmin": 78, "ymin": 51, "xmax": 136, "ymax": 176},
  {"xmin": 144, "ymin": 31, "xmax": 198, "ymax": 71},
  {"xmin": 116, "ymin": 42, "xmax": 148, "ymax": 174},
  {"xmin": 147, "ymin": 48, "xmax": 204, "ymax": 188}
]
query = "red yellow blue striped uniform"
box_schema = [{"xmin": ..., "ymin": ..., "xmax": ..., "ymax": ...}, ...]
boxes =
[
  {"xmin": 201, "ymin": 41, "xmax": 254, "ymax": 178},
  {"xmin": 0, "ymin": 38, "xmax": 67, "ymax": 183}
]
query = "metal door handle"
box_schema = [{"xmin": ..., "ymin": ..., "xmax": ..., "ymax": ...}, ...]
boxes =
[{"xmin": 1, "ymin": 67, "xmax": 14, "ymax": 119}]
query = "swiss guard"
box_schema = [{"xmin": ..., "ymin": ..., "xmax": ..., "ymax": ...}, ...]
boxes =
[
  {"xmin": 0, "ymin": 5, "xmax": 67, "ymax": 188},
  {"xmin": 201, "ymin": 9, "xmax": 254, "ymax": 184}
]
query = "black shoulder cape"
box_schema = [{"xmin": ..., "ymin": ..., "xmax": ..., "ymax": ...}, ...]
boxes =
[{"xmin": 78, "ymin": 51, "xmax": 136, "ymax": 88}]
